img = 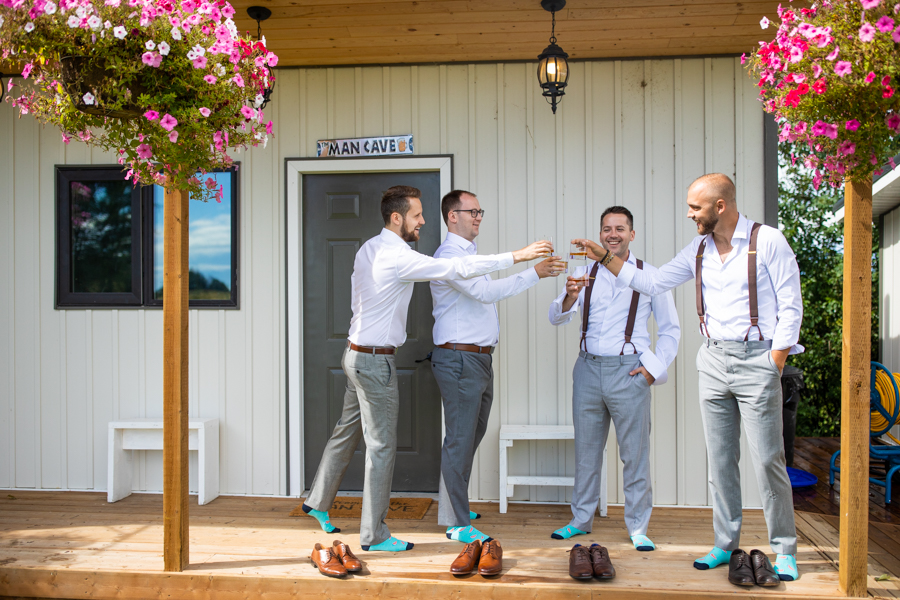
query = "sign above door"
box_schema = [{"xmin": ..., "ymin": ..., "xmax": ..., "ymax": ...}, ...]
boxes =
[{"xmin": 316, "ymin": 135, "xmax": 414, "ymax": 158}]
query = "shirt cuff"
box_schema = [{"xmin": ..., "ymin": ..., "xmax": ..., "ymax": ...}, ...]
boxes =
[
  {"xmin": 522, "ymin": 267, "xmax": 540, "ymax": 285},
  {"xmin": 499, "ymin": 252, "xmax": 515, "ymax": 269},
  {"xmin": 616, "ymin": 260, "xmax": 636, "ymax": 289},
  {"xmin": 639, "ymin": 352, "xmax": 668, "ymax": 386}
]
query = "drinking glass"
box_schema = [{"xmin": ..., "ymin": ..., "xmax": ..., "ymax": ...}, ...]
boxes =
[
  {"xmin": 538, "ymin": 235, "xmax": 554, "ymax": 257},
  {"xmin": 575, "ymin": 272, "xmax": 591, "ymax": 288},
  {"xmin": 569, "ymin": 240, "xmax": 588, "ymax": 261}
]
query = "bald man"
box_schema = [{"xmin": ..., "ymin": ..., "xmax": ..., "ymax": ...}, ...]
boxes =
[{"xmin": 574, "ymin": 174, "xmax": 803, "ymax": 585}]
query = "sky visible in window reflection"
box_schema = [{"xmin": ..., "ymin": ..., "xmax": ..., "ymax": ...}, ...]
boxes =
[{"xmin": 153, "ymin": 172, "xmax": 233, "ymax": 300}]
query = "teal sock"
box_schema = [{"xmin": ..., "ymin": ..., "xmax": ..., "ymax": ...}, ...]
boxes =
[
  {"xmin": 631, "ymin": 534, "xmax": 656, "ymax": 551},
  {"xmin": 774, "ymin": 554, "xmax": 798, "ymax": 581},
  {"xmin": 551, "ymin": 525, "xmax": 587, "ymax": 540},
  {"xmin": 470, "ymin": 510, "xmax": 481, "ymax": 520},
  {"xmin": 693, "ymin": 547, "xmax": 731, "ymax": 570},
  {"xmin": 300, "ymin": 503, "xmax": 339, "ymax": 533},
  {"xmin": 446, "ymin": 525, "xmax": 490, "ymax": 543},
  {"xmin": 361, "ymin": 536, "xmax": 413, "ymax": 552}
]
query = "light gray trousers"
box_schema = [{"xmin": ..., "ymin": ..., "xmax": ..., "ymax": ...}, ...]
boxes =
[
  {"xmin": 306, "ymin": 347, "xmax": 399, "ymax": 546},
  {"xmin": 430, "ymin": 347, "xmax": 494, "ymax": 527},
  {"xmin": 697, "ymin": 339, "xmax": 797, "ymax": 555},
  {"xmin": 569, "ymin": 352, "xmax": 653, "ymax": 536}
]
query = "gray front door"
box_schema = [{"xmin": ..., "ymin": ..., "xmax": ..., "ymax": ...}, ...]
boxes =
[{"xmin": 303, "ymin": 171, "xmax": 442, "ymax": 492}]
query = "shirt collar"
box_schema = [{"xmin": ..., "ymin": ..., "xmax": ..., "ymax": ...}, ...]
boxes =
[
  {"xmin": 731, "ymin": 213, "xmax": 750, "ymax": 243},
  {"xmin": 380, "ymin": 228, "xmax": 411, "ymax": 247},
  {"xmin": 446, "ymin": 231, "xmax": 477, "ymax": 253}
]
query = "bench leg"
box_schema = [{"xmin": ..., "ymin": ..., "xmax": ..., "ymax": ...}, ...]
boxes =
[
  {"xmin": 108, "ymin": 428, "xmax": 133, "ymax": 503},
  {"xmin": 499, "ymin": 440, "xmax": 513, "ymax": 514},
  {"xmin": 198, "ymin": 423, "xmax": 220, "ymax": 505}
]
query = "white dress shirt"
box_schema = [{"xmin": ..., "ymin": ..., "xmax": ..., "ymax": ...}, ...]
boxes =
[
  {"xmin": 348, "ymin": 228, "xmax": 515, "ymax": 348},
  {"xmin": 431, "ymin": 232, "xmax": 541, "ymax": 347},
  {"xmin": 549, "ymin": 252, "xmax": 681, "ymax": 385},
  {"xmin": 616, "ymin": 213, "xmax": 804, "ymax": 353}
]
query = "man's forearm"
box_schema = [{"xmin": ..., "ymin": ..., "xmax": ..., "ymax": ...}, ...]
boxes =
[{"xmin": 561, "ymin": 295, "xmax": 577, "ymax": 313}]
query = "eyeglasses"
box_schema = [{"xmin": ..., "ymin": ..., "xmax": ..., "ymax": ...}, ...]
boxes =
[{"xmin": 452, "ymin": 209, "xmax": 486, "ymax": 218}]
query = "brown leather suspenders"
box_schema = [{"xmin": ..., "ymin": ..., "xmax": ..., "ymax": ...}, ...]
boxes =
[
  {"xmin": 695, "ymin": 221, "xmax": 763, "ymax": 340},
  {"xmin": 580, "ymin": 258, "xmax": 643, "ymax": 354}
]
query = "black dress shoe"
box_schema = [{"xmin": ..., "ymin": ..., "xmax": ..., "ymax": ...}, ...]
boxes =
[
  {"xmin": 728, "ymin": 549, "xmax": 755, "ymax": 587},
  {"xmin": 750, "ymin": 549, "xmax": 780, "ymax": 587}
]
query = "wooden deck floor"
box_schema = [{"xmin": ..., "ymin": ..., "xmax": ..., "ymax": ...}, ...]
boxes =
[{"xmin": 1, "ymin": 491, "xmax": 899, "ymax": 600}]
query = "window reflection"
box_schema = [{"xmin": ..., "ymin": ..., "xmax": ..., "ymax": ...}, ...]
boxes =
[
  {"xmin": 152, "ymin": 172, "xmax": 234, "ymax": 300},
  {"xmin": 71, "ymin": 180, "xmax": 133, "ymax": 293}
]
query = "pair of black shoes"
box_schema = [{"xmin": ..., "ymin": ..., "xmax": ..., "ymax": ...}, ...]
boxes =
[{"xmin": 728, "ymin": 549, "xmax": 780, "ymax": 587}]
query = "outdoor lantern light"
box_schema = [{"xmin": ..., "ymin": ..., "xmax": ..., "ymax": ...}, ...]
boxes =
[
  {"xmin": 247, "ymin": 6, "xmax": 275, "ymax": 110},
  {"xmin": 537, "ymin": 0, "xmax": 568, "ymax": 115}
]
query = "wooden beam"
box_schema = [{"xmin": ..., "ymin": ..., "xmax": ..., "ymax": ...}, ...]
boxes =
[
  {"xmin": 163, "ymin": 187, "xmax": 190, "ymax": 572},
  {"xmin": 838, "ymin": 178, "xmax": 872, "ymax": 598}
]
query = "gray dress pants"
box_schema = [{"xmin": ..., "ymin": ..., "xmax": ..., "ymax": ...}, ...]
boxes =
[
  {"xmin": 697, "ymin": 339, "xmax": 797, "ymax": 555},
  {"xmin": 305, "ymin": 347, "xmax": 399, "ymax": 547},
  {"xmin": 569, "ymin": 352, "xmax": 653, "ymax": 536},
  {"xmin": 430, "ymin": 347, "xmax": 493, "ymax": 527}
]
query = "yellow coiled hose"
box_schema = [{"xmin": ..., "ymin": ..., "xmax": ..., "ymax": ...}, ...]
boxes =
[{"xmin": 872, "ymin": 369, "xmax": 900, "ymax": 445}]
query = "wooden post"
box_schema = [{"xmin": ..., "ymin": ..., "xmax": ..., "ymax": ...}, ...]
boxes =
[
  {"xmin": 163, "ymin": 187, "xmax": 189, "ymax": 572},
  {"xmin": 838, "ymin": 178, "xmax": 872, "ymax": 598}
]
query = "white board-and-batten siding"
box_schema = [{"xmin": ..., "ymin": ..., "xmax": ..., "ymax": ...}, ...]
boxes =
[
  {"xmin": 881, "ymin": 205, "xmax": 900, "ymax": 444},
  {"xmin": 1, "ymin": 57, "xmax": 768, "ymax": 508}
]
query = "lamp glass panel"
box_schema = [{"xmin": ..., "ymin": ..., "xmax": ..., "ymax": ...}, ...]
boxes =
[
  {"xmin": 557, "ymin": 58, "xmax": 569, "ymax": 83},
  {"xmin": 538, "ymin": 58, "xmax": 549, "ymax": 84}
]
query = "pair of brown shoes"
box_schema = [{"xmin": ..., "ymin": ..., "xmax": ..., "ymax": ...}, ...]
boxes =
[
  {"xmin": 569, "ymin": 544, "xmax": 616, "ymax": 580},
  {"xmin": 310, "ymin": 540, "xmax": 363, "ymax": 578},
  {"xmin": 728, "ymin": 549, "xmax": 779, "ymax": 587},
  {"xmin": 449, "ymin": 539, "xmax": 503, "ymax": 576}
]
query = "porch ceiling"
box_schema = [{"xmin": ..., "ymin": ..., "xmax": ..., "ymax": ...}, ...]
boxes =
[{"xmin": 228, "ymin": 0, "xmax": 783, "ymax": 68}]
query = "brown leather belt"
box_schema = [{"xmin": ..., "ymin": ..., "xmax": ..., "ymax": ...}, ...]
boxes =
[
  {"xmin": 348, "ymin": 343, "xmax": 395, "ymax": 355},
  {"xmin": 438, "ymin": 343, "xmax": 494, "ymax": 355}
]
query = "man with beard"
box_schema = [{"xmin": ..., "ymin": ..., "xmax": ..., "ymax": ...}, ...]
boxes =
[
  {"xmin": 301, "ymin": 185, "xmax": 552, "ymax": 553},
  {"xmin": 573, "ymin": 174, "xmax": 803, "ymax": 584},
  {"xmin": 547, "ymin": 206, "xmax": 679, "ymax": 558},
  {"xmin": 430, "ymin": 189, "xmax": 564, "ymax": 545}
]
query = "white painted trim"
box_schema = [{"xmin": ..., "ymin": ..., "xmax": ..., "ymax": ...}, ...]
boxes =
[{"xmin": 285, "ymin": 156, "xmax": 453, "ymax": 497}]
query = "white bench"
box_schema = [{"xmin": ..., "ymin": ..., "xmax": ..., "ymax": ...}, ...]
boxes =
[
  {"xmin": 499, "ymin": 425, "xmax": 606, "ymax": 516},
  {"xmin": 108, "ymin": 418, "xmax": 220, "ymax": 505}
]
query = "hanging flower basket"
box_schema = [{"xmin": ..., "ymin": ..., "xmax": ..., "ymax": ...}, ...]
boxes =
[
  {"xmin": 745, "ymin": 0, "xmax": 900, "ymax": 188},
  {"xmin": 0, "ymin": 0, "xmax": 279, "ymax": 201}
]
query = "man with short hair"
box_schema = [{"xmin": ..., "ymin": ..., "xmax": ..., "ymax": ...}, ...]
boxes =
[
  {"xmin": 549, "ymin": 206, "xmax": 680, "ymax": 557},
  {"xmin": 575, "ymin": 174, "xmax": 803, "ymax": 583},
  {"xmin": 430, "ymin": 190, "xmax": 564, "ymax": 544},
  {"xmin": 301, "ymin": 185, "xmax": 552, "ymax": 553}
]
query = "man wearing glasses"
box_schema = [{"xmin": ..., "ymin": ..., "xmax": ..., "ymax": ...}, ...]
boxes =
[{"xmin": 430, "ymin": 190, "xmax": 564, "ymax": 544}]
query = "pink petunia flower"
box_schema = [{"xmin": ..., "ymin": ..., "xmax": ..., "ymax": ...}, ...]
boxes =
[
  {"xmin": 886, "ymin": 114, "xmax": 900, "ymax": 132},
  {"xmin": 794, "ymin": 121, "xmax": 808, "ymax": 134},
  {"xmin": 812, "ymin": 63, "xmax": 823, "ymax": 78},
  {"xmin": 168, "ymin": 130, "xmax": 179, "ymax": 143},
  {"xmin": 846, "ymin": 119, "xmax": 861, "ymax": 131},
  {"xmin": 824, "ymin": 124, "xmax": 838, "ymax": 140},
  {"xmin": 789, "ymin": 46, "xmax": 803, "ymax": 63},
  {"xmin": 877, "ymin": 15, "xmax": 895, "ymax": 31},
  {"xmin": 866, "ymin": 71, "xmax": 876, "ymax": 83},
  {"xmin": 812, "ymin": 78, "xmax": 827, "ymax": 94},
  {"xmin": 838, "ymin": 140, "xmax": 856, "ymax": 156},
  {"xmin": 859, "ymin": 22, "xmax": 876, "ymax": 42},
  {"xmin": 204, "ymin": 74, "xmax": 217, "ymax": 84},
  {"xmin": 199, "ymin": 107, "xmax": 211, "ymax": 117},
  {"xmin": 885, "ymin": 86, "xmax": 895, "ymax": 98},
  {"xmin": 793, "ymin": 73, "xmax": 807, "ymax": 84},
  {"xmin": 142, "ymin": 51, "xmax": 155, "ymax": 66},
  {"xmin": 22, "ymin": 63, "xmax": 33, "ymax": 79},
  {"xmin": 894, "ymin": 26, "xmax": 900, "ymax": 43},
  {"xmin": 240, "ymin": 105, "xmax": 256, "ymax": 119},
  {"xmin": 136, "ymin": 143, "xmax": 152, "ymax": 159},
  {"xmin": 884, "ymin": 75, "xmax": 893, "ymax": 86},
  {"xmin": 232, "ymin": 74, "xmax": 245, "ymax": 87},
  {"xmin": 267, "ymin": 52, "xmax": 278, "ymax": 67},
  {"xmin": 192, "ymin": 55, "xmax": 207, "ymax": 69},
  {"xmin": 144, "ymin": 110, "xmax": 159, "ymax": 121},
  {"xmin": 811, "ymin": 121, "xmax": 827, "ymax": 136},
  {"xmin": 797, "ymin": 83, "xmax": 810, "ymax": 95},
  {"xmin": 160, "ymin": 114, "xmax": 178, "ymax": 131},
  {"xmin": 61, "ymin": 133, "xmax": 71, "ymax": 144},
  {"xmin": 826, "ymin": 46, "xmax": 839, "ymax": 61},
  {"xmin": 861, "ymin": 0, "xmax": 881, "ymax": 7},
  {"xmin": 266, "ymin": 120, "xmax": 273, "ymax": 135},
  {"xmin": 835, "ymin": 61, "xmax": 852, "ymax": 77}
]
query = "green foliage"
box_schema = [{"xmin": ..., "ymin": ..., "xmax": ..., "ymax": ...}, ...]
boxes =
[{"xmin": 779, "ymin": 143, "xmax": 879, "ymax": 437}]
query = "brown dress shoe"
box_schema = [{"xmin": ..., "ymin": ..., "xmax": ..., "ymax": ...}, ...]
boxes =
[
  {"xmin": 332, "ymin": 540, "xmax": 362, "ymax": 572},
  {"xmin": 478, "ymin": 540, "xmax": 503, "ymax": 576},
  {"xmin": 728, "ymin": 549, "xmax": 755, "ymax": 587},
  {"xmin": 569, "ymin": 544, "xmax": 593, "ymax": 580},
  {"xmin": 750, "ymin": 549, "xmax": 780, "ymax": 587},
  {"xmin": 589, "ymin": 544, "xmax": 616, "ymax": 580},
  {"xmin": 450, "ymin": 540, "xmax": 481, "ymax": 575},
  {"xmin": 310, "ymin": 542, "xmax": 347, "ymax": 578}
]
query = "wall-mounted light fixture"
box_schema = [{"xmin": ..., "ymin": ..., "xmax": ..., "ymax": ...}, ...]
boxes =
[
  {"xmin": 247, "ymin": 6, "xmax": 275, "ymax": 110},
  {"xmin": 537, "ymin": 0, "xmax": 568, "ymax": 115}
]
